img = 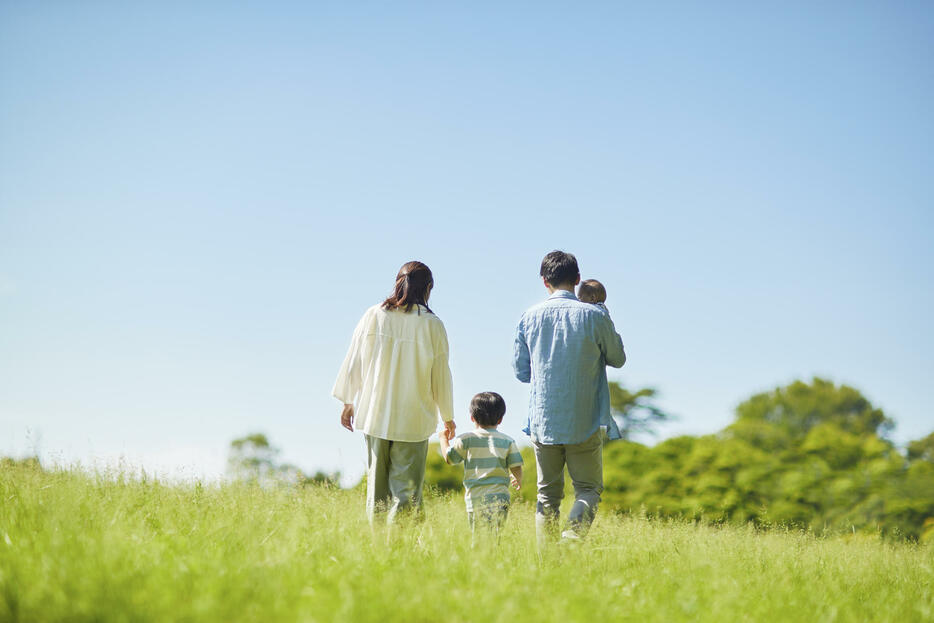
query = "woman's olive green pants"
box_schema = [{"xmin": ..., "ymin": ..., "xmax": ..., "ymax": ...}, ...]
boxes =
[{"xmin": 364, "ymin": 434, "xmax": 429, "ymax": 523}]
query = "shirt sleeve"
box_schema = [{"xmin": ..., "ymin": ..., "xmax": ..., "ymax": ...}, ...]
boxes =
[
  {"xmin": 596, "ymin": 313, "xmax": 626, "ymax": 369},
  {"xmin": 331, "ymin": 309, "xmax": 370, "ymax": 404},
  {"xmin": 506, "ymin": 440, "xmax": 523, "ymax": 468},
  {"xmin": 445, "ymin": 436, "xmax": 465, "ymax": 464},
  {"xmin": 430, "ymin": 319, "xmax": 455, "ymax": 423},
  {"xmin": 513, "ymin": 318, "xmax": 531, "ymax": 383}
]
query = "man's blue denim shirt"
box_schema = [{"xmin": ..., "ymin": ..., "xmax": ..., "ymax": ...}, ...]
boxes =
[{"xmin": 513, "ymin": 290, "xmax": 626, "ymax": 445}]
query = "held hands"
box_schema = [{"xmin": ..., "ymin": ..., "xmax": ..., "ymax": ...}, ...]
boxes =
[
  {"xmin": 509, "ymin": 467, "xmax": 522, "ymax": 490},
  {"xmin": 438, "ymin": 421, "xmax": 456, "ymax": 464},
  {"xmin": 340, "ymin": 404, "xmax": 354, "ymax": 432}
]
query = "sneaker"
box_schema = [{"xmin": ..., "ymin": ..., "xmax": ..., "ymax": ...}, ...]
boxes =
[{"xmin": 559, "ymin": 529, "xmax": 582, "ymax": 544}]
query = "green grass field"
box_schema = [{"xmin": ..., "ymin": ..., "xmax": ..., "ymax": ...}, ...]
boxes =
[{"xmin": 1, "ymin": 464, "xmax": 932, "ymax": 622}]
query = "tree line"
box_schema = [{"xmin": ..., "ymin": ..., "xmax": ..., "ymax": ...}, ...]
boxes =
[
  {"xmin": 223, "ymin": 377, "xmax": 933, "ymax": 540},
  {"xmin": 423, "ymin": 377, "xmax": 934, "ymax": 541}
]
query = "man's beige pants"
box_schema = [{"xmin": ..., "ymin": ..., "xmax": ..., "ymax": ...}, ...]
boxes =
[{"xmin": 533, "ymin": 430, "xmax": 603, "ymax": 537}]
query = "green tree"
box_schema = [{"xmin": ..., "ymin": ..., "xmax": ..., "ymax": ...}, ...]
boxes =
[
  {"xmin": 0, "ymin": 456, "xmax": 43, "ymax": 471},
  {"xmin": 228, "ymin": 433, "xmax": 280, "ymax": 483},
  {"xmin": 907, "ymin": 432, "xmax": 934, "ymax": 463},
  {"xmin": 600, "ymin": 378, "xmax": 933, "ymax": 540},
  {"xmin": 306, "ymin": 470, "xmax": 342, "ymax": 487},
  {"xmin": 608, "ymin": 382, "xmax": 673, "ymax": 439},
  {"xmin": 422, "ymin": 377, "xmax": 934, "ymax": 540},
  {"xmin": 733, "ymin": 377, "xmax": 893, "ymax": 439},
  {"xmin": 227, "ymin": 433, "xmax": 333, "ymax": 487}
]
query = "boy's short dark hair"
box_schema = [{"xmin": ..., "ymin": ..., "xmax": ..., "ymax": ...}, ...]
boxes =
[
  {"xmin": 470, "ymin": 392, "xmax": 507, "ymax": 427},
  {"xmin": 540, "ymin": 250, "xmax": 580, "ymax": 287},
  {"xmin": 578, "ymin": 279, "xmax": 606, "ymax": 303}
]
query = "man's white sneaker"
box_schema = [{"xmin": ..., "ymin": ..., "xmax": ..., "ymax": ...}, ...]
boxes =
[{"xmin": 559, "ymin": 529, "xmax": 582, "ymax": 544}]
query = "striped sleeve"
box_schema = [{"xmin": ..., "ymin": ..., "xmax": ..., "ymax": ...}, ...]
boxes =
[
  {"xmin": 445, "ymin": 436, "xmax": 465, "ymax": 464},
  {"xmin": 506, "ymin": 440, "xmax": 523, "ymax": 468}
]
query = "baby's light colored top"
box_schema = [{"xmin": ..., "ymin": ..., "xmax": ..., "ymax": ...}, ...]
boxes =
[{"xmin": 333, "ymin": 304, "xmax": 454, "ymax": 442}]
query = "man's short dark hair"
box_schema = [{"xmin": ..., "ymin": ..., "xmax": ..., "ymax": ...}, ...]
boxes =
[
  {"xmin": 470, "ymin": 391, "xmax": 507, "ymax": 427},
  {"xmin": 540, "ymin": 250, "xmax": 580, "ymax": 287}
]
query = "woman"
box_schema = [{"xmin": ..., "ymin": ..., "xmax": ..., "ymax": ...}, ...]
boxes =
[{"xmin": 332, "ymin": 261, "xmax": 455, "ymax": 521}]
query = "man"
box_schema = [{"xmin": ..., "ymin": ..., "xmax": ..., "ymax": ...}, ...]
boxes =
[{"xmin": 513, "ymin": 250, "xmax": 626, "ymax": 542}]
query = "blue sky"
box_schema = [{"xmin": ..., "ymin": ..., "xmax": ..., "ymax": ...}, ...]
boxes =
[{"xmin": 1, "ymin": 2, "xmax": 932, "ymax": 483}]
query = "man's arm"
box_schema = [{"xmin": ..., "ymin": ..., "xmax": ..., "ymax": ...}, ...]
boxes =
[
  {"xmin": 596, "ymin": 314, "xmax": 626, "ymax": 369},
  {"xmin": 513, "ymin": 319, "xmax": 531, "ymax": 383}
]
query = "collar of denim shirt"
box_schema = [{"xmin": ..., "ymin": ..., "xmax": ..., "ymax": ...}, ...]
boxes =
[{"xmin": 548, "ymin": 289, "xmax": 578, "ymax": 300}]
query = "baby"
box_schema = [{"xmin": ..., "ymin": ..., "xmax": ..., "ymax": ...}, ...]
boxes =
[
  {"xmin": 577, "ymin": 278, "xmax": 608, "ymax": 312},
  {"xmin": 439, "ymin": 391, "xmax": 523, "ymax": 533},
  {"xmin": 577, "ymin": 278, "xmax": 622, "ymax": 442}
]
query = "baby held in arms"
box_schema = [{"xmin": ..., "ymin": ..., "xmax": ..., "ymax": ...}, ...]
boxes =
[
  {"xmin": 577, "ymin": 279, "xmax": 608, "ymax": 312},
  {"xmin": 576, "ymin": 278, "xmax": 622, "ymax": 442}
]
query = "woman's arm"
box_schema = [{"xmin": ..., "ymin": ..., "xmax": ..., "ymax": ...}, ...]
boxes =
[
  {"xmin": 340, "ymin": 404, "xmax": 354, "ymax": 432},
  {"xmin": 332, "ymin": 310, "xmax": 370, "ymax": 429},
  {"xmin": 430, "ymin": 319, "xmax": 455, "ymax": 436}
]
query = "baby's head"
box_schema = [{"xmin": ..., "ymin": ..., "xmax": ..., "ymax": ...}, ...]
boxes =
[
  {"xmin": 577, "ymin": 279, "xmax": 607, "ymax": 304},
  {"xmin": 470, "ymin": 391, "xmax": 506, "ymax": 428}
]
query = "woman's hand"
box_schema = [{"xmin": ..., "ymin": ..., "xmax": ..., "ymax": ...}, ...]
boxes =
[
  {"xmin": 443, "ymin": 420, "xmax": 456, "ymax": 440},
  {"xmin": 340, "ymin": 404, "xmax": 354, "ymax": 432}
]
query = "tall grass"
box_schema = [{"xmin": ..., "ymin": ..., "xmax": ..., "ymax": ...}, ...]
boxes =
[{"xmin": 1, "ymin": 463, "xmax": 931, "ymax": 622}]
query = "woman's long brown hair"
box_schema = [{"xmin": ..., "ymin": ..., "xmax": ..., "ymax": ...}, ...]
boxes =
[{"xmin": 381, "ymin": 261, "xmax": 434, "ymax": 314}]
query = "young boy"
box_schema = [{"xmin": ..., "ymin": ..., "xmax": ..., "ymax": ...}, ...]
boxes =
[{"xmin": 439, "ymin": 392, "xmax": 523, "ymax": 531}]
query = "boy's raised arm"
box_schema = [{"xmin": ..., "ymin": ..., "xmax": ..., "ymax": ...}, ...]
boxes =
[
  {"xmin": 507, "ymin": 440, "xmax": 523, "ymax": 489},
  {"xmin": 439, "ymin": 429, "xmax": 450, "ymax": 463},
  {"xmin": 439, "ymin": 430, "xmax": 464, "ymax": 465},
  {"xmin": 509, "ymin": 466, "xmax": 522, "ymax": 490}
]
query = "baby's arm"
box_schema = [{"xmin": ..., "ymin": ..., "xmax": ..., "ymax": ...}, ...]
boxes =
[{"xmin": 509, "ymin": 466, "xmax": 522, "ymax": 490}]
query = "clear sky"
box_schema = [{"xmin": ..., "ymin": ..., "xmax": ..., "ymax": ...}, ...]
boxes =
[{"xmin": 1, "ymin": 2, "xmax": 932, "ymax": 484}]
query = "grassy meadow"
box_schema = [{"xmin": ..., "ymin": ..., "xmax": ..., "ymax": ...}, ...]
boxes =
[{"xmin": 1, "ymin": 463, "xmax": 932, "ymax": 623}]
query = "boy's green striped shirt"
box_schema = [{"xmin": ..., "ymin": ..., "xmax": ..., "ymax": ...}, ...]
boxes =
[{"xmin": 445, "ymin": 428, "xmax": 523, "ymax": 511}]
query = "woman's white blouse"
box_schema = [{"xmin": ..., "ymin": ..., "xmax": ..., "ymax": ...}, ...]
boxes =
[{"xmin": 332, "ymin": 304, "xmax": 454, "ymax": 442}]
